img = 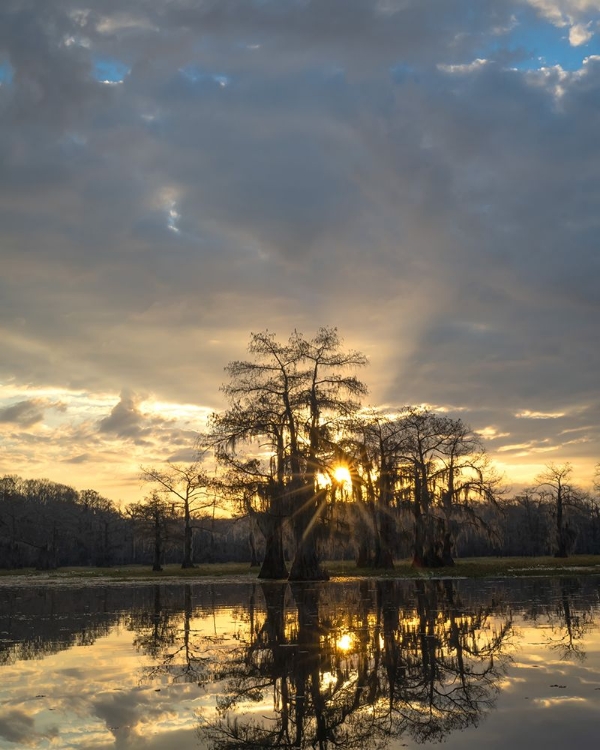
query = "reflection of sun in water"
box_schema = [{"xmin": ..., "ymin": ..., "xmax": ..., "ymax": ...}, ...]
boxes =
[
  {"xmin": 333, "ymin": 466, "xmax": 351, "ymax": 485},
  {"xmin": 336, "ymin": 633, "xmax": 354, "ymax": 652}
]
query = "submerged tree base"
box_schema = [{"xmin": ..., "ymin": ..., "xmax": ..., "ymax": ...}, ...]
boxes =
[
  {"xmin": 288, "ymin": 562, "xmax": 330, "ymax": 581},
  {"xmin": 411, "ymin": 553, "xmax": 451, "ymax": 569},
  {"xmin": 257, "ymin": 563, "xmax": 289, "ymax": 580}
]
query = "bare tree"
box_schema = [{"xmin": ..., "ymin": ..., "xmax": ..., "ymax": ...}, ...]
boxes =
[
  {"xmin": 534, "ymin": 463, "xmax": 579, "ymax": 558},
  {"xmin": 387, "ymin": 409, "xmax": 500, "ymax": 568},
  {"xmin": 128, "ymin": 492, "xmax": 176, "ymax": 571},
  {"xmin": 342, "ymin": 411, "xmax": 407, "ymax": 569},
  {"xmin": 288, "ymin": 328, "xmax": 367, "ymax": 580},
  {"xmin": 212, "ymin": 328, "xmax": 367, "ymax": 581},
  {"xmin": 141, "ymin": 461, "xmax": 213, "ymax": 568}
]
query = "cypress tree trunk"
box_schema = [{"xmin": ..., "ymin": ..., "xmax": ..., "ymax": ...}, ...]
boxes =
[
  {"xmin": 249, "ymin": 524, "xmax": 260, "ymax": 568},
  {"xmin": 181, "ymin": 501, "xmax": 195, "ymax": 569},
  {"xmin": 441, "ymin": 531, "xmax": 455, "ymax": 566},
  {"xmin": 373, "ymin": 505, "xmax": 395, "ymax": 569},
  {"xmin": 257, "ymin": 512, "xmax": 288, "ymax": 580},
  {"xmin": 555, "ymin": 488, "xmax": 568, "ymax": 558},
  {"xmin": 153, "ymin": 510, "xmax": 163, "ymax": 572},
  {"xmin": 288, "ymin": 486, "xmax": 329, "ymax": 581}
]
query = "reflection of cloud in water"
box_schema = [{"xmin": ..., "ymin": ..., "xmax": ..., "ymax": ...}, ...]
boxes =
[
  {"xmin": 0, "ymin": 629, "xmax": 208, "ymax": 749},
  {"xmin": 55, "ymin": 667, "xmax": 85, "ymax": 678},
  {"xmin": 1, "ymin": 580, "xmax": 600, "ymax": 749},
  {"xmin": 533, "ymin": 696, "xmax": 589, "ymax": 707},
  {"xmin": 496, "ymin": 677, "xmax": 527, "ymax": 690},
  {"xmin": 0, "ymin": 708, "xmax": 58, "ymax": 746}
]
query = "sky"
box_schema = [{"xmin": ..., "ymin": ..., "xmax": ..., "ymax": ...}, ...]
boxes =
[{"xmin": 1, "ymin": 0, "xmax": 599, "ymax": 504}]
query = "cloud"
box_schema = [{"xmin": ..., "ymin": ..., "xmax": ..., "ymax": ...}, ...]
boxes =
[
  {"xmin": 97, "ymin": 390, "xmax": 199, "ymax": 447},
  {"xmin": 167, "ymin": 447, "xmax": 199, "ymax": 463},
  {"xmin": 569, "ymin": 21, "xmax": 594, "ymax": 43},
  {"xmin": 0, "ymin": 398, "xmax": 65, "ymax": 427},
  {"xmin": 98, "ymin": 390, "xmax": 146, "ymax": 439},
  {"xmin": 526, "ymin": 0, "xmax": 600, "ymax": 29},
  {"xmin": 475, "ymin": 426, "xmax": 512, "ymax": 440},
  {"xmin": 515, "ymin": 409, "xmax": 567, "ymax": 419},
  {"xmin": 62, "ymin": 453, "xmax": 92, "ymax": 464},
  {"xmin": 0, "ymin": 0, "xmax": 599, "ymax": 496},
  {"xmin": 0, "ymin": 399, "xmax": 47, "ymax": 427}
]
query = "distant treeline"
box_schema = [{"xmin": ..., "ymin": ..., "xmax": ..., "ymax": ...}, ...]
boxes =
[
  {"xmin": 0, "ymin": 475, "xmax": 251, "ymax": 569},
  {"xmin": 1, "ymin": 472, "xmax": 600, "ymax": 570}
]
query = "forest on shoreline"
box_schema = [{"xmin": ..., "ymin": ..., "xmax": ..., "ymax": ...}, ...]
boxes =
[{"xmin": 1, "ymin": 470, "xmax": 600, "ymax": 576}]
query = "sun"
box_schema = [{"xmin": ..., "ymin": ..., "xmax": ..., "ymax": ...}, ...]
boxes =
[
  {"xmin": 332, "ymin": 465, "xmax": 351, "ymax": 485},
  {"xmin": 336, "ymin": 633, "xmax": 354, "ymax": 652}
]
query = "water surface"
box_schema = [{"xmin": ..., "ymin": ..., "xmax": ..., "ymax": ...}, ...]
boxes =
[{"xmin": 1, "ymin": 576, "xmax": 599, "ymax": 749}]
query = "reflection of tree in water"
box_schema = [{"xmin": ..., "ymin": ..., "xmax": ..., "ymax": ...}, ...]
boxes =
[
  {"xmin": 512, "ymin": 577, "xmax": 598, "ymax": 662},
  {"xmin": 129, "ymin": 584, "xmax": 220, "ymax": 686},
  {"xmin": 0, "ymin": 587, "xmax": 132, "ymax": 666},
  {"xmin": 200, "ymin": 580, "xmax": 514, "ymax": 749},
  {"xmin": 381, "ymin": 580, "xmax": 511, "ymax": 743},
  {"xmin": 2, "ymin": 576, "xmax": 598, "ymax": 746},
  {"xmin": 544, "ymin": 578, "xmax": 596, "ymax": 661},
  {"xmin": 129, "ymin": 585, "xmax": 178, "ymax": 661},
  {"xmin": 203, "ymin": 582, "xmax": 386, "ymax": 749}
]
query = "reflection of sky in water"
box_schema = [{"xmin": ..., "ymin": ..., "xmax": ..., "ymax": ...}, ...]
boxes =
[
  {"xmin": 0, "ymin": 580, "xmax": 599, "ymax": 749},
  {"xmin": 1, "ymin": 626, "xmax": 221, "ymax": 749},
  {"xmin": 430, "ymin": 623, "xmax": 600, "ymax": 749}
]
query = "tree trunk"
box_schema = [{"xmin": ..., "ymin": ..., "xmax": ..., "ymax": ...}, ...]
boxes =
[
  {"xmin": 555, "ymin": 489, "xmax": 568, "ymax": 558},
  {"xmin": 289, "ymin": 486, "xmax": 329, "ymax": 581},
  {"xmin": 355, "ymin": 500, "xmax": 373, "ymax": 567},
  {"xmin": 441, "ymin": 531, "xmax": 455, "ymax": 566},
  {"xmin": 412, "ymin": 496, "xmax": 426, "ymax": 567},
  {"xmin": 441, "ymin": 484, "xmax": 455, "ymax": 566},
  {"xmin": 256, "ymin": 512, "xmax": 288, "ymax": 580},
  {"xmin": 182, "ymin": 502, "xmax": 195, "ymax": 568},
  {"xmin": 373, "ymin": 503, "xmax": 395, "ymax": 569},
  {"xmin": 356, "ymin": 538, "xmax": 371, "ymax": 568},
  {"xmin": 249, "ymin": 523, "xmax": 260, "ymax": 568},
  {"xmin": 153, "ymin": 511, "xmax": 163, "ymax": 572}
]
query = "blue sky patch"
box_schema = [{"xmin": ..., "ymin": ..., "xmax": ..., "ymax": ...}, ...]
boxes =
[
  {"xmin": 390, "ymin": 62, "xmax": 419, "ymax": 84},
  {"xmin": 93, "ymin": 57, "xmax": 130, "ymax": 83},
  {"xmin": 0, "ymin": 61, "xmax": 14, "ymax": 85},
  {"xmin": 481, "ymin": 10, "xmax": 600, "ymax": 71}
]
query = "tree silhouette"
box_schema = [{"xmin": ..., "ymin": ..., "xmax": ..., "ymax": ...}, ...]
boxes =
[
  {"xmin": 213, "ymin": 328, "xmax": 367, "ymax": 581},
  {"xmin": 141, "ymin": 461, "xmax": 214, "ymax": 568}
]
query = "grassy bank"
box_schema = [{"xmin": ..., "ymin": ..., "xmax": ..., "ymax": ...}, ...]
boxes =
[
  {"xmin": 330, "ymin": 555, "xmax": 600, "ymax": 579},
  {"xmin": 2, "ymin": 555, "xmax": 600, "ymax": 582}
]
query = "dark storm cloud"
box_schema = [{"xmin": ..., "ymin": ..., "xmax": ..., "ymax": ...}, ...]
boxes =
[
  {"xmin": 383, "ymin": 58, "xmax": 600, "ymax": 413},
  {"xmin": 1, "ymin": 0, "xmax": 599, "ymax": 485}
]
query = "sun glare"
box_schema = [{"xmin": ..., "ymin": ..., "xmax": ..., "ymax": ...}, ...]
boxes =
[
  {"xmin": 333, "ymin": 465, "xmax": 351, "ymax": 485},
  {"xmin": 336, "ymin": 633, "xmax": 354, "ymax": 652}
]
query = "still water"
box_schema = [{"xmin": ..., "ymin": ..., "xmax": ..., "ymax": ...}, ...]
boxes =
[{"xmin": 1, "ymin": 576, "xmax": 599, "ymax": 749}]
